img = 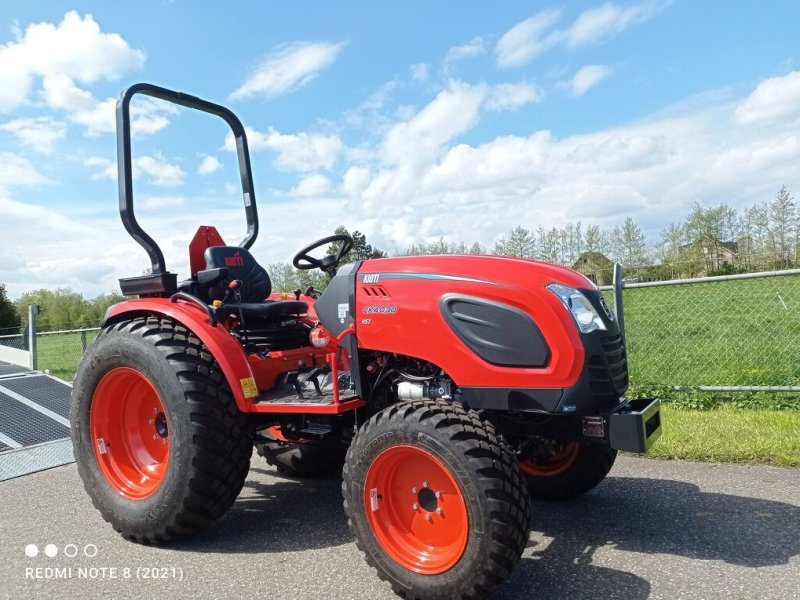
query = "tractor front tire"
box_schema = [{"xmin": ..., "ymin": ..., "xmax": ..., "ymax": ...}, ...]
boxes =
[
  {"xmin": 519, "ymin": 441, "xmax": 617, "ymax": 501},
  {"xmin": 71, "ymin": 317, "xmax": 252, "ymax": 543},
  {"xmin": 342, "ymin": 400, "xmax": 529, "ymax": 600},
  {"xmin": 256, "ymin": 440, "xmax": 345, "ymax": 477}
]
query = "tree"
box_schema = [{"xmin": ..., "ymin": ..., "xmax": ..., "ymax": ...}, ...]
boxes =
[
  {"xmin": 326, "ymin": 226, "xmax": 385, "ymax": 263},
  {"xmin": 494, "ymin": 226, "xmax": 533, "ymax": 257},
  {"xmin": 768, "ymin": 185, "xmax": 797, "ymax": 267},
  {"xmin": 0, "ymin": 284, "xmax": 20, "ymax": 331},
  {"xmin": 468, "ymin": 241, "xmax": 486, "ymax": 255},
  {"xmin": 610, "ymin": 218, "xmax": 647, "ymax": 266},
  {"xmin": 584, "ymin": 225, "xmax": 605, "ymax": 254},
  {"xmin": 15, "ymin": 288, "xmax": 93, "ymax": 331}
]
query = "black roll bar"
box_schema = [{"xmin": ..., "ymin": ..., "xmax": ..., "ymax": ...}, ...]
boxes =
[{"xmin": 116, "ymin": 82, "xmax": 259, "ymax": 275}]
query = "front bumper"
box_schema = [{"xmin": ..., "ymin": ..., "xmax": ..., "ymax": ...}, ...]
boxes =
[{"xmin": 607, "ymin": 397, "xmax": 662, "ymax": 452}]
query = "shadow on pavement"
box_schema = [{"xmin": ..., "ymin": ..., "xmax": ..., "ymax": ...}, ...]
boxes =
[
  {"xmin": 170, "ymin": 467, "xmax": 350, "ymax": 554},
  {"xmin": 503, "ymin": 475, "xmax": 799, "ymax": 599},
  {"xmin": 170, "ymin": 468, "xmax": 799, "ymax": 598}
]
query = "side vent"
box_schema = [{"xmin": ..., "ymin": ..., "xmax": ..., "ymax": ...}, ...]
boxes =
[{"xmin": 361, "ymin": 286, "xmax": 390, "ymax": 298}]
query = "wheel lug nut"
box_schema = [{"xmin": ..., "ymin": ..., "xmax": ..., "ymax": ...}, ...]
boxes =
[
  {"xmin": 425, "ymin": 513, "xmax": 431, "ymax": 521},
  {"xmin": 437, "ymin": 508, "xmax": 443, "ymax": 515},
  {"xmin": 435, "ymin": 491, "xmax": 441, "ymax": 499},
  {"xmin": 411, "ymin": 487, "xmax": 418, "ymax": 493},
  {"xmin": 152, "ymin": 434, "xmax": 157, "ymax": 440},
  {"xmin": 412, "ymin": 503, "xmax": 418, "ymax": 510},
  {"xmin": 423, "ymin": 481, "xmax": 428, "ymax": 488},
  {"xmin": 153, "ymin": 408, "xmax": 158, "ymax": 414}
]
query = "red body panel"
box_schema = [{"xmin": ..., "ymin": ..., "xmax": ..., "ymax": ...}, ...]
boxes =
[
  {"xmin": 105, "ymin": 298, "xmax": 257, "ymax": 411},
  {"xmin": 104, "ymin": 297, "xmax": 356, "ymax": 414},
  {"xmin": 354, "ymin": 255, "xmax": 592, "ymax": 389},
  {"xmin": 188, "ymin": 226, "xmax": 227, "ymax": 276}
]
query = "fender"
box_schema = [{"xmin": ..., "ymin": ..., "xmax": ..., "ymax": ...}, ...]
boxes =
[{"xmin": 102, "ymin": 298, "xmax": 256, "ymax": 412}]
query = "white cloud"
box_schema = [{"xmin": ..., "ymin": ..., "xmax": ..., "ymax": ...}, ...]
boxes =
[
  {"xmin": 735, "ymin": 70, "xmax": 800, "ymax": 125},
  {"xmin": 0, "ymin": 152, "xmax": 50, "ymax": 187},
  {"xmin": 486, "ymin": 83, "xmax": 541, "ymax": 110},
  {"xmin": 290, "ymin": 173, "xmax": 330, "ymax": 196},
  {"xmin": 383, "ymin": 81, "xmax": 540, "ymax": 164},
  {"xmin": 0, "ymin": 11, "xmax": 145, "ymax": 112},
  {"xmin": 410, "ymin": 63, "xmax": 430, "ymax": 82},
  {"xmin": 230, "ymin": 41, "xmax": 345, "ymax": 100},
  {"xmin": 445, "ymin": 37, "xmax": 486, "ymax": 64},
  {"xmin": 225, "ymin": 126, "xmax": 343, "ymax": 172},
  {"xmin": 83, "ymin": 156, "xmax": 116, "ymax": 180},
  {"xmin": 0, "ymin": 117, "xmax": 66, "ymax": 154},
  {"xmin": 564, "ymin": 64, "xmax": 613, "ymax": 96},
  {"xmin": 495, "ymin": 8, "xmax": 563, "ymax": 68},
  {"xmin": 383, "ymin": 83, "xmax": 486, "ymax": 165},
  {"xmin": 564, "ymin": 1, "xmax": 664, "ymax": 47},
  {"xmin": 141, "ymin": 195, "xmax": 186, "ymax": 209},
  {"xmin": 84, "ymin": 154, "xmax": 185, "ymax": 186},
  {"xmin": 135, "ymin": 156, "xmax": 185, "ymax": 187},
  {"xmin": 198, "ymin": 154, "xmax": 222, "ymax": 175},
  {"xmin": 496, "ymin": 2, "xmax": 664, "ymax": 68}
]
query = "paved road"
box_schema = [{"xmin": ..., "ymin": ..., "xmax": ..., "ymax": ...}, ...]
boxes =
[{"xmin": 0, "ymin": 456, "xmax": 798, "ymax": 600}]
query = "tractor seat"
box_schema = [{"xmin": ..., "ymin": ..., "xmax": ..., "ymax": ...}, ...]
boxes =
[
  {"xmin": 218, "ymin": 300, "xmax": 308, "ymax": 321},
  {"xmin": 202, "ymin": 246, "xmax": 308, "ymax": 319}
]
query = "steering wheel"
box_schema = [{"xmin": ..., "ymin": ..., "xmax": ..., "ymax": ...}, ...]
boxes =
[{"xmin": 293, "ymin": 234, "xmax": 354, "ymax": 274}]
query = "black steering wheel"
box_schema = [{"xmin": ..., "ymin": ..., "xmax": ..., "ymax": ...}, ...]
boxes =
[{"xmin": 293, "ymin": 234, "xmax": 354, "ymax": 274}]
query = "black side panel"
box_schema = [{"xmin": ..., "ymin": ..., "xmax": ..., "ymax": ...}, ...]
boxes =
[
  {"xmin": 315, "ymin": 262, "xmax": 360, "ymax": 337},
  {"xmin": 440, "ymin": 294, "xmax": 550, "ymax": 367},
  {"xmin": 314, "ymin": 262, "xmax": 365, "ymax": 397}
]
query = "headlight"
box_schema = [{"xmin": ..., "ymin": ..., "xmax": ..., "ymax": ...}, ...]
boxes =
[{"xmin": 546, "ymin": 284, "xmax": 607, "ymax": 333}]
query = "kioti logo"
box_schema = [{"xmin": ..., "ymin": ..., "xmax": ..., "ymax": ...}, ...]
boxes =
[{"xmin": 224, "ymin": 252, "xmax": 244, "ymax": 268}]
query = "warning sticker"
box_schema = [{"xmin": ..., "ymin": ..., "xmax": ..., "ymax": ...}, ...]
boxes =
[
  {"xmin": 240, "ymin": 377, "xmax": 258, "ymax": 398},
  {"xmin": 337, "ymin": 303, "xmax": 349, "ymax": 323}
]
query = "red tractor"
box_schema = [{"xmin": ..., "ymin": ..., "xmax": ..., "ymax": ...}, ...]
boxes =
[{"xmin": 71, "ymin": 83, "xmax": 661, "ymax": 599}]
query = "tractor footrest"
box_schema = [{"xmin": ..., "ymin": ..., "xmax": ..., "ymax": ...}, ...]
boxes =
[{"xmin": 249, "ymin": 394, "xmax": 364, "ymax": 414}]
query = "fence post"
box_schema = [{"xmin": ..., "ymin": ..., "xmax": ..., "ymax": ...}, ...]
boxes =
[
  {"xmin": 27, "ymin": 304, "xmax": 39, "ymax": 371},
  {"xmin": 81, "ymin": 330, "xmax": 88, "ymax": 352},
  {"xmin": 613, "ymin": 263, "xmax": 625, "ymax": 346}
]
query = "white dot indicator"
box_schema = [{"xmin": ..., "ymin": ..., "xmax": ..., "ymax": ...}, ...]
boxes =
[
  {"xmin": 24, "ymin": 544, "xmax": 38, "ymax": 558},
  {"xmin": 44, "ymin": 544, "xmax": 58, "ymax": 558}
]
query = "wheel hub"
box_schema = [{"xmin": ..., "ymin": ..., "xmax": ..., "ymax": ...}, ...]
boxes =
[
  {"xmin": 154, "ymin": 412, "xmax": 168, "ymax": 439},
  {"xmin": 364, "ymin": 445, "xmax": 469, "ymax": 575},
  {"xmin": 90, "ymin": 367, "xmax": 170, "ymax": 500}
]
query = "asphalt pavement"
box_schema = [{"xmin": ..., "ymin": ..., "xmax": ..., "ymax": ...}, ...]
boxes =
[{"xmin": 0, "ymin": 455, "xmax": 798, "ymax": 600}]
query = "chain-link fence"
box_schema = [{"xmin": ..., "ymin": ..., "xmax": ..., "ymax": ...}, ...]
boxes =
[
  {"xmin": 35, "ymin": 327, "xmax": 100, "ymax": 381},
  {"xmin": 602, "ymin": 269, "xmax": 800, "ymax": 392},
  {"xmin": 0, "ymin": 325, "xmax": 26, "ymax": 351}
]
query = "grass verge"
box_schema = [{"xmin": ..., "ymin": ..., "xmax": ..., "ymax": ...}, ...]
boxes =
[{"xmin": 644, "ymin": 405, "xmax": 800, "ymax": 467}]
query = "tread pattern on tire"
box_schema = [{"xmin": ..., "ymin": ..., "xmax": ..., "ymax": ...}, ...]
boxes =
[
  {"xmin": 74, "ymin": 316, "xmax": 252, "ymax": 544},
  {"xmin": 255, "ymin": 440, "xmax": 344, "ymax": 477},
  {"xmin": 342, "ymin": 399, "xmax": 530, "ymax": 600},
  {"xmin": 524, "ymin": 443, "xmax": 617, "ymax": 501}
]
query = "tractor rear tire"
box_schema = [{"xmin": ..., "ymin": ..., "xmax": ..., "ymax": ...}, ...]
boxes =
[
  {"xmin": 520, "ymin": 441, "xmax": 617, "ymax": 501},
  {"xmin": 71, "ymin": 317, "xmax": 252, "ymax": 543},
  {"xmin": 342, "ymin": 400, "xmax": 529, "ymax": 600},
  {"xmin": 256, "ymin": 440, "xmax": 345, "ymax": 477}
]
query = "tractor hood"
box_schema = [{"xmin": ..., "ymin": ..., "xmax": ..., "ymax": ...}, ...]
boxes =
[{"xmin": 357, "ymin": 254, "xmax": 597, "ymax": 293}]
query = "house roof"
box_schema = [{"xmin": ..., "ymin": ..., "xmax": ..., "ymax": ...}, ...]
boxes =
[{"xmin": 572, "ymin": 251, "xmax": 613, "ymax": 270}]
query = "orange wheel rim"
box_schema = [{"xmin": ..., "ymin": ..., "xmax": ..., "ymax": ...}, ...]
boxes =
[
  {"xmin": 519, "ymin": 441, "xmax": 580, "ymax": 477},
  {"xmin": 90, "ymin": 367, "xmax": 170, "ymax": 500},
  {"xmin": 364, "ymin": 445, "xmax": 469, "ymax": 575}
]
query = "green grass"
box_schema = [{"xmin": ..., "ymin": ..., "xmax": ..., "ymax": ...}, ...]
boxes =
[
  {"xmin": 645, "ymin": 405, "xmax": 800, "ymax": 466},
  {"xmin": 37, "ymin": 329, "xmax": 97, "ymax": 381},
  {"xmin": 620, "ymin": 276, "xmax": 800, "ymax": 388}
]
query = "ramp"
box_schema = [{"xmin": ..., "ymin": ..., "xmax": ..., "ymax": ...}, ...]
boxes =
[{"xmin": 0, "ymin": 363, "xmax": 74, "ymax": 481}]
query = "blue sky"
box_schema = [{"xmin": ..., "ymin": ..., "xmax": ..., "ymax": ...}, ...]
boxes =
[{"xmin": 1, "ymin": 1, "xmax": 799, "ymax": 297}]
